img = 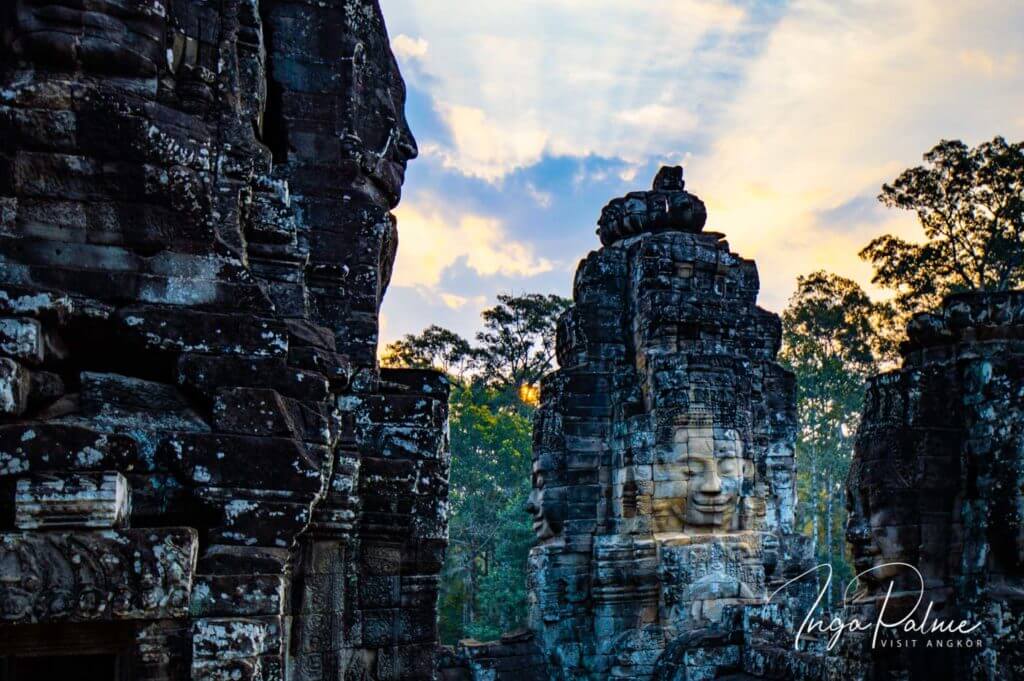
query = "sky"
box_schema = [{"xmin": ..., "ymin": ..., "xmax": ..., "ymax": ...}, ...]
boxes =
[{"xmin": 377, "ymin": 0, "xmax": 1024, "ymax": 350}]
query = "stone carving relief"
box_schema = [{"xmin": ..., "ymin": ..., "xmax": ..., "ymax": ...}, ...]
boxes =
[
  {"xmin": 0, "ymin": 528, "xmax": 197, "ymax": 623},
  {"xmin": 653, "ymin": 410, "xmax": 750, "ymax": 535},
  {"xmin": 517, "ymin": 167, "xmax": 806, "ymax": 680},
  {"xmin": 526, "ymin": 451, "xmax": 567, "ymax": 542},
  {"xmin": 0, "ymin": 0, "xmax": 449, "ymax": 678}
]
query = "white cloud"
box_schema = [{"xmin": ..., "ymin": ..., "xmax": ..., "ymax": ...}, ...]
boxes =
[
  {"xmin": 391, "ymin": 34, "xmax": 429, "ymax": 61},
  {"xmin": 380, "ymin": 0, "xmax": 1024, "ymax": 327},
  {"xmin": 616, "ymin": 105, "xmax": 700, "ymax": 138},
  {"xmin": 439, "ymin": 292, "xmax": 488, "ymax": 310},
  {"xmin": 958, "ymin": 49, "xmax": 1020, "ymax": 77},
  {"xmin": 689, "ymin": 0, "xmax": 1024, "ymax": 310},
  {"xmin": 525, "ymin": 182, "xmax": 553, "ymax": 208},
  {"xmin": 426, "ymin": 104, "xmax": 548, "ymax": 182},
  {"xmin": 385, "ymin": 0, "xmax": 756, "ymax": 179},
  {"xmin": 391, "ymin": 197, "xmax": 555, "ymax": 289}
]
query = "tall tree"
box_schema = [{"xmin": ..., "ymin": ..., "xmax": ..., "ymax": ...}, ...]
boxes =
[
  {"xmin": 381, "ymin": 324, "xmax": 478, "ymax": 378},
  {"xmin": 861, "ymin": 136, "xmax": 1024, "ymax": 319},
  {"xmin": 475, "ymin": 293, "xmax": 571, "ymax": 400},
  {"xmin": 438, "ymin": 385, "xmax": 534, "ymax": 642},
  {"xmin": 780, "ymin": 271, "xmax": 882, "ymax": 606}
]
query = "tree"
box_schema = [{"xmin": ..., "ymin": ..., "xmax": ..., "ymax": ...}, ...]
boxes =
[
  {"xmin": 861, "ymin": 136, "xmax": 1024, "ymax": 319},
  {"xmin": 438, "ymin": 385, "xmax": 534, "ymax": 642},
  {"xmin": 381, "ymin": 324, "xmax": 478, "ymax": 378},
  {"xmin": 475, "ymin": 293, "xmax": 571, "ymax": 400},
  {"xmin": 780, "ymin": 271, "xmax": 883, "ymax": 607}
]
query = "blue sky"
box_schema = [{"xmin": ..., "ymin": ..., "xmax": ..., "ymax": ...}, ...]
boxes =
[{"xmin": 378, "ymin": 0, "xmax": 1024, "ymax": 349}]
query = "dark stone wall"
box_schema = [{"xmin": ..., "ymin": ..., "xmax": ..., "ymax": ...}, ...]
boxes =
[
  {"xmin": 0, "ymin": 1, "xmax": 450, "ymax": 679},
  {"xmin": 836, "ymin": 292, "xmax": 1024, "ymax": 680}
]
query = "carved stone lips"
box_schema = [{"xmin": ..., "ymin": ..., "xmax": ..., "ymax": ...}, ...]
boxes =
[{"xmin": 691, "ymin": 500, "xmax": 731, "ymax": 512}]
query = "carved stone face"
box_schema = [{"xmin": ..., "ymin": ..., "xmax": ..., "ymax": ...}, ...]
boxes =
[
  {"xmin": 526, "ymin": 458, "xmax": 566, "ymax": 541},
  {"xmin": 7, "ymin": 0, "xmax": 168, "ymax": 75},
  {"xmin": 654, "ymin": 422, "xmax": 746, "ymax": 533},
  {"xmin": 845, "ymin": 460, "xmax": 911, "ymax": 597},
  {"xmin": 257, "ymin": 1, "xmax": 417, "ymax": 209},
  {"xmin": 356, "ymin": 61, "xmax": 418, "ymax": 206},
  {"xmin": 845, "ymin": 478, "xmax": 879, "ymax": 586},
  {"xmin": 766, "ymin": 454, "xmax": 795, "ymax": 532}
]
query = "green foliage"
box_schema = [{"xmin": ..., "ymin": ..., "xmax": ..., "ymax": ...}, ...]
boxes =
[
  {"xmin": 438, "ymin": 384, "xmax": 534, "ymax": 643},
  {"xmin": 381, "ymin": 324, "xmax": 478, "ymax": 378},
  {"xmin": 782, "ymin": 137, "xmax": 1024, "ymax": 606},
  {"xmin": 383, "ymin": 292, "xmax": 570, "ymax": 643},
  {"xmin": 475, "ymin": 293, "xmax": 571, "ymax": 399},
  {"xmin": 861, "ymin": 136, "xmax": 1024, "ymax": 326},
  {"xmin": 781, "ymin": 271, "xmax": 883, "ymax": 607}
]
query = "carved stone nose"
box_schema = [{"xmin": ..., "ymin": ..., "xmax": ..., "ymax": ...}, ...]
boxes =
[{"xmin": 700, "ymin": 468, "xmax": 722, "ymax": 493}]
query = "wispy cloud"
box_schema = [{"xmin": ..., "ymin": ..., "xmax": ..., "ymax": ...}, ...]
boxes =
[
  {"xmin": 391, "ymin": 33, "xmax": 429, "ymax": 60},
  {"xmin": 381, "ymin": 0, "xmax": 1024, "ymax": 344},
  {"xmin": 392, "ymin": 197, "xmax": 555, "ymax": 289},
  {"xmin": 386, "ymin": 0, "xmax": 774, "ymax": 179},
  {"xmin": 692, "ymin": 0, "xmax": 1024, "ymax": 308}
]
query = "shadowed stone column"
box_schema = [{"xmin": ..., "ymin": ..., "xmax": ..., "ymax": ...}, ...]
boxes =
[
  {"xmin": 837, "ymin": 292, "xmax": 1024, "ymax": 680},
  {"xmin": 0, "ymin": 1, "xmax": 450, "ymax": 679}
]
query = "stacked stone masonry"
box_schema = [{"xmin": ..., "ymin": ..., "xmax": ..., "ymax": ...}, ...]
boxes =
[
  {"xmin": 441, "ymin": 168, "xmax": 815, "ymax": 680},
  {"xmin": 835, "ymin": 292, "xmax": 1024, "ymax": 679},
  {"xmin": 0, "ymin": 1, "xmax": 450, "ymax": 679}
]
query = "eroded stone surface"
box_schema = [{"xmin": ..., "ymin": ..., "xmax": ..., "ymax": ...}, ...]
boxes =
[
  {"xmin": 829, "ymin": 292, "xmax": 1024, "ymax": 679},
  {"xmin": 14, "ymin": 471, "xmax": 129, "ymax": 529},
  {"xmin": 0, "ymin": 527, "xmax": 197, "ymax": 623},
  {"xmin": 0, "ymin": 1, "xmax": 449, "ymax": 678}
]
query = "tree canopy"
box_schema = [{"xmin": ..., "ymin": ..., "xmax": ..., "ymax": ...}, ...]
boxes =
[
  {"xmin": 861, "ymin": 136, "xmax": 1024, "ymax": 317},
  {"xmin": 780, "ymin": 271, "xmax": 884, "ymax": 606},
  {"xmin": 381, "ymin": 324, "xmax": 477, "ymax": 378},
  {"xmin": 474, "ymin": 293, "xmax": 571, "ymax": 396}
]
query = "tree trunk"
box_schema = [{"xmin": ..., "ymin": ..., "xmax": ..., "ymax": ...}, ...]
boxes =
[
  {"xmin": 826, "ymin": 473, "xmax": 834, "ymax": 608},
  {"xmin": 810, "ymin": 457, "xmax": 820, "ymax": 595},
  {"xmin": 463, "ymin": 551, "xmax": 477, "ymax": 629}
]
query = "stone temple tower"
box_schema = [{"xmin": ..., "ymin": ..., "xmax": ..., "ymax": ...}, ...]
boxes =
[{"xmin": 526, "ymin": 167, "xmax": 812, "ymax": 679}]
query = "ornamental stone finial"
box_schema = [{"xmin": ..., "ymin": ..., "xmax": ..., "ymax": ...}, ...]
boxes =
[{"xmin": 596, "ymin": 165, "xmax": 708, "ymax": 246}]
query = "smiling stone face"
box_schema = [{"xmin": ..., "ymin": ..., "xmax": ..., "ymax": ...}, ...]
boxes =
[
  {"xmin": 260, "ymin": 0, "xmax": 417, "ymax": 209},
  {"xmin": 844, "ymin": 396, "xmax": 937, "ymax": 601},
  {"xmin": 653, "ymin": 417, "xmax": 748, "ymax": 534},
  {"xmin": 526, "ymin": 456, "xmax": 567, "ymax": 541}
]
